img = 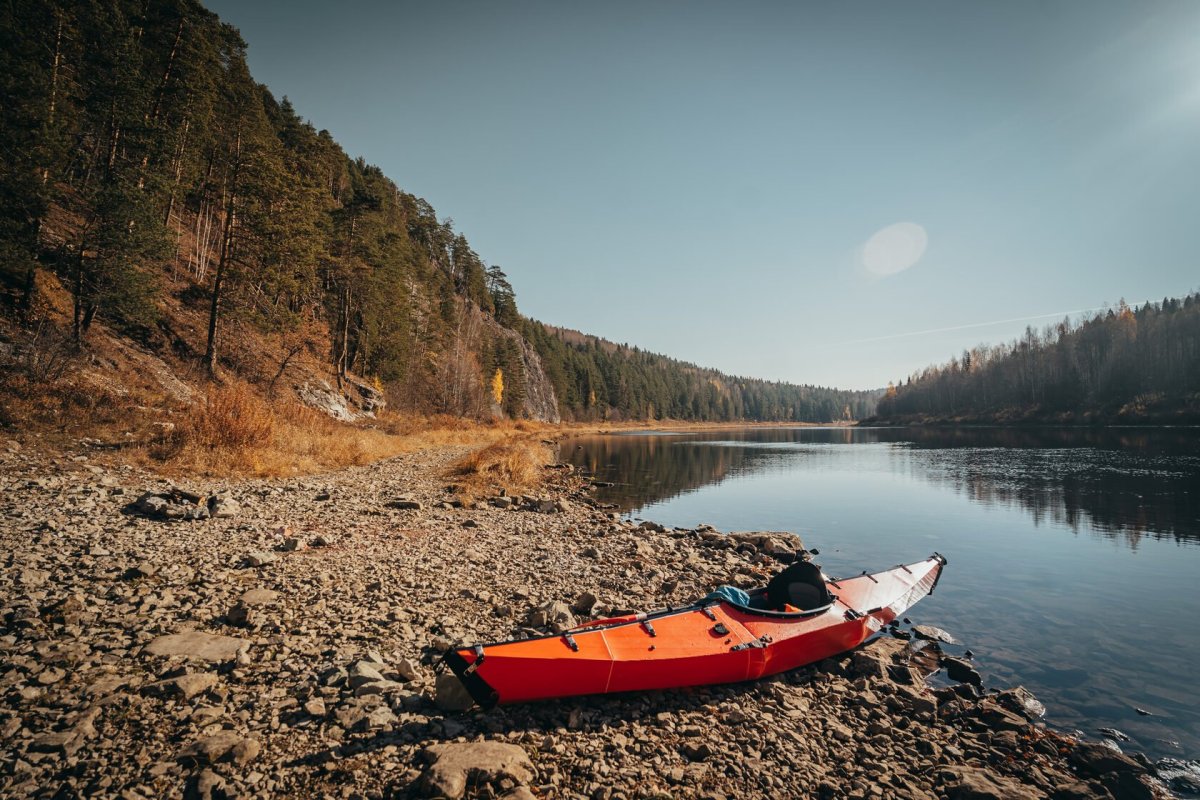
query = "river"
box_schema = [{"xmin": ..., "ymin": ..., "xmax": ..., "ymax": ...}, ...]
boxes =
[{"xmin": 560, "ymin": 425, "xmax": 1200, "ymax": 766}]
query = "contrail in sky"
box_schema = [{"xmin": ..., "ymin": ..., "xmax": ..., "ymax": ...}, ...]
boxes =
[{"xmin": 832, "ymin": 304, "xmax": 1130, "ymax": 347}]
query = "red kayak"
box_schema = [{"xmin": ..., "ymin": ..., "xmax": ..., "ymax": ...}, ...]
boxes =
[{"xmin": 442, "ymin": 553, "xmax": 946, "ymax": 708}]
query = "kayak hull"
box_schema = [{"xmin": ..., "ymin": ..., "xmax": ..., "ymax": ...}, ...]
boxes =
[{"xmin": 444, "ymin": 554, "xmax": 945, "ymax": 707}]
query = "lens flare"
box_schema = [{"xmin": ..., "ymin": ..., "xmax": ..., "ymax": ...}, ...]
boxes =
[{"xmin": 862, "ymin": 222, "xmax": 928, "ymax": 275}]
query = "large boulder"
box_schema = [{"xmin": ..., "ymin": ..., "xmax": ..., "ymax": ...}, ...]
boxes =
[{"xmin": 419, "ymin": 742, "xmax": 535, "ymax": 799}]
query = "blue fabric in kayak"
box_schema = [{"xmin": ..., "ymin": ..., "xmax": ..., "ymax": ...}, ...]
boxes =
[{"xmin": 702, "ymin": 586, "xmax": 751, "ymax": 606}]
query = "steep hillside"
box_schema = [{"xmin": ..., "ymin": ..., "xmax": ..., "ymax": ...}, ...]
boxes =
[
  {"xmin": 1, "ymin": 0, "xmax": 868, "ymax": 434},
  {"xmin": 0, "ymin": 0, "xmax": 557, "ymax": 424}
]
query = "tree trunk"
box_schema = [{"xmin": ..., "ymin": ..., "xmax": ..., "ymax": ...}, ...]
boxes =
[
  {"xmin": 204, "ymin": 132, "xmax": 240, "ymax": 375},
  {"xmin": 82, "ymin": 303, "xmax": 98, "ymax": 333},
  {"xmin": 162, "ymin": 114, "xmax": 189, "ymax": 227},
  {"xmin": 139, "ymin": 17, "xmax": 185, "ymax": 187},
  {"xmin": 72, "ymin": 252, "xmax": 85, "ymax": 346},
  {"xmin": 204, "ymin": 218, "xmax": 232, "ymax": 375}
]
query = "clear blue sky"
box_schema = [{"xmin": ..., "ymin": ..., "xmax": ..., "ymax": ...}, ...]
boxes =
[{"xmin": 205, "ymin": 1, "xmax": 1200, "ymax": 390}]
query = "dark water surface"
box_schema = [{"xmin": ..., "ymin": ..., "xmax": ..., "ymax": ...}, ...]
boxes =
[{"xmin": 561, "ymin": 426, "xmax": 1200, "ymax": 763}]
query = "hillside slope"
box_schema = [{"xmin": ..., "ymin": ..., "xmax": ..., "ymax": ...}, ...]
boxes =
[
  {"xmin": 1, "ymin": 0, "xmax": 868, "ymax": 432},
  {"xmin": 868, "ymin": 296, "xmax": 1200, "ymax": 425}
]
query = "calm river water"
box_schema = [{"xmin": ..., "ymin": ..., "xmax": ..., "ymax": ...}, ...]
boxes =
[{"xmin": 561, "ymin": 426, "xmax": 1200, "ymax": 764}]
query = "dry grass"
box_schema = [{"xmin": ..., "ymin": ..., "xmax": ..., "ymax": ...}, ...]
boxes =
[
  {"xmin": 175, "ymin": 384, "xmax": 274, "ymax": 449},
  {"xmin": 447, "ymin": 436, "xmax": 555, "ymax": 500},
  {"xmin": 139, "ymin": 381, "xmax": 560, "ymax": 478}
]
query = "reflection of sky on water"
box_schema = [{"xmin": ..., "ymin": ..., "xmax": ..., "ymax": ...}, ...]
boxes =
[{"xmin": 561, "ymin": 426, "xmax": 1200, "ymax": 762}]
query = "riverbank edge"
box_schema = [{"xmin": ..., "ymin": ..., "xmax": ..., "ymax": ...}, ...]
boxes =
[{"xmin": 0, "ymin": 439, "xmax": 1175, "ymax": 799}]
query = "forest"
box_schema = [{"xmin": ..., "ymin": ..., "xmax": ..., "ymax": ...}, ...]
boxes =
[
  {"xmin": 0, "ymin": 0, "xmax": 873, "ymax": 424},
  {"xmin": 522, "ymin": 322, "xmax": 878, "ymax": 422},
  {"xmin": 872, "ymin": 295, "xmax": 1200, "ymax": 424}
]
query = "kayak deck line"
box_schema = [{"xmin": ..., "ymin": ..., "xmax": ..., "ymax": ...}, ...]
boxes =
[{"xmin": 440, "ymin": 553, "xmax": 947, "ymax": 709}]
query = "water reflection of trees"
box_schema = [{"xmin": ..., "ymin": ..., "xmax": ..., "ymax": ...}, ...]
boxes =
[
  {"xmin": 563, "ymin": 427, "xmax": 1200, "ymax": 547},
  {"xmin": 564, "ymin": 434, "xmax": 750, "ymax": 512},
  {"xmin": 904, "ymin": 447, "xmax": 1200, "ymax": 548}
]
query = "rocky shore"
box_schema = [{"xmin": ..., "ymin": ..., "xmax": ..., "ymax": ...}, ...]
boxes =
[{"xmin": 0, "ymin": 440, "xmax": 1179, "ymax": 799}]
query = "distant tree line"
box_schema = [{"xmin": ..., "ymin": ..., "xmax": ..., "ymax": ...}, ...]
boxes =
[
  {"xmin": 521, "ymin": 321, "xmax": 879, "ymax": 422},
  {"xmin": 873, "ymin": 295, "xmax": 1200, "ymax": 422}
]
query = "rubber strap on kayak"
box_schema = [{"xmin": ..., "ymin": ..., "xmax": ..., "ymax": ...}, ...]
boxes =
[{"xmin": 441, "ymin": 648, "xmax": 501, "ymax": 710}]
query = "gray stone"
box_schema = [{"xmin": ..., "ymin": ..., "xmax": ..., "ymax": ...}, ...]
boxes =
[
  {"xmin": 245, "ymin": 550, "xmax": 277, "ymax": 567},
  {"xmin": 994, "ymin": 685, "xmax": 1046, "ymax": 719},
  {"xmin": 912, "ymin": 624, "xmax": 959, "ymax": 644},
  {"xmin": 178, "ymin": 731, "xmax": 243, "ymax": 765},
  {"xmin": 239, "ymin": 588, "xmax": 278, "ymax": 606},
  {"xmin": 230, "ymin": 737, "xmax": 260, "ymax": 766},
  {"xmin": 419, "ymin": 742, "xmax": 535, "ymax": 799},
  {"xmin": 189, "ymin": 769, "xmax": 227, "ymax": 800},
  {"xmin": 571, "ymin": 592, "xmax": 598, "ymax": 615},
  {"xmin": 940, "ymin": 766, "xmax": 1036, "ymax": 799},
  {"xmin": 1069, "ymin": 742, "xmax": 1147, "ymax": 778},
  {"xmin": 347, "ymin": 660, "xmax": 384, "ymax": 688},
  {"xmin": 227, "ymin": 603, "xmax": 255, "ymax": 627},
  {"xmin": 143, "ymin": 672, "xmax": 218, "ymax": 700},
  {"xmin": 144, "ymin": 632, "xmax": 248, "ymax": 663},
  {"xmin": 435, "ymin": 673, "xmax": 475, "ymax": 711},
  {"xmin": 207, "ymin": 495, "xmax": 239, "ymax": 518},
  {"xmin": 135, "ymin": 493, "xmax": 169, "ymax": 517},
  {"xmin": 526, "ymin": 600, "xmax": 576, "ymax": 633},
  {"xmin": 395, "ymin": 658, "xmax": 422, "ymax": 682},
  {"xmin": 388, "ymin": 498, "xmax": 423, "ymax": 510},
  {"xmin": 942, "ymin": 656, "xmax": 983, "ymax": 686}
]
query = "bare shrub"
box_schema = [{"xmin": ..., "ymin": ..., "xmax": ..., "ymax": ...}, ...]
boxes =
[
  {"xmin": 449, "ymin": 437, "xmax": 552, "ymax": 498},
  {"xmin": 177, "ymin": 384, "xmax": 275, "ymax": 450}
]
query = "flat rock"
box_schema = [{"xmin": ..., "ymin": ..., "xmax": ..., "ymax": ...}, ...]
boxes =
[
  {"xmin": 912, "ymin": 624, "xmax": 959, "ymax": 644},
  {"xmin": 941, "ymin": 766, "xmax": 1041, "ymax": 799},
  {"xmin": 347, "ymin": 660, "xmax": 384, "ymax": 688},
  {"xmin": 178, "ymin": 731, "xmax": 245, "ymax": 765},
  {"xmin": 1069, "ymin": 742, "xmax": 1147, "ymax": 778},
  {"xmin": 143, "ymin": 632, "xmax": 248, "ymax": 663},
  {"xmin": 143, "ymin": 672, "xmax": 217, "ymax": 700},
  {"xmin": 239, "ymin": 588, "xmax": 278, "ymax": 606},
  {"xmin": 245, "ymin": 550, "xmax": 277, "ymax": 567},
  {"xmin": 419, "ymin": 741, "xmax": 535, "ymax": 799}
]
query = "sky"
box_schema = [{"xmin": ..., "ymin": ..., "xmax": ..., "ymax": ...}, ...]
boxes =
[{"xmin": 205, "ymin": 0, "xmax": 1200, "ymax": 390}]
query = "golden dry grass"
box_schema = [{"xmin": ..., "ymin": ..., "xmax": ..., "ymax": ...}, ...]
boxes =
[
  {"xmin": 138, "ymin": 381, "xmax": 560, "ymax": 478},
  {"xmin": 447, "ymin": 436, "xmax": 555, "ymax": 500}
]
